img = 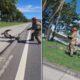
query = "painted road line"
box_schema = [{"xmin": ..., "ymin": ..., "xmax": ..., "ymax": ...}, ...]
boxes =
[{"xmin": 15, "ymin": 31, "xmax": 31, "ymax": 80}]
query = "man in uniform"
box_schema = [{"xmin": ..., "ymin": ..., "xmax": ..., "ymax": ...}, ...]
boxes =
[
  {"xmin": 68, "ymin": 27, "xmax": 77, "ymax": 56},
  {"xmin": 27, "ymin": 17, "xmax": 41, "ymax": 44}
]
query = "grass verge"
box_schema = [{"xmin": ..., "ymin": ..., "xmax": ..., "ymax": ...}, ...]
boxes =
[
  {"xmin": 43, "ymin": 39, "xmax": 80, "ymax": 71},
  {"xmin": 0, "ymin": 22, "xmax": 23, "ymax": 28}
]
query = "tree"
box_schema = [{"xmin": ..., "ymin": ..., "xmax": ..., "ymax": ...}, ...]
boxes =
[
  {"xmin": 1, "ymin": 0, "xmax": 28, "ymax": 22},
  {"xmin": 61, "ymin": 0, "xmax": 78, "ymax": 25},
  {"xmin": 43, "ymin": 0, "xmax": 78, "ymax": 40},
  {"xmin": 42, "ymin": 0, "xmax": 64, "ymax": 40}
]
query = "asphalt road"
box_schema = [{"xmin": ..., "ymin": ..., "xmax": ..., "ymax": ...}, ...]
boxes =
[{"xmin": 0, "ymin": 24, "xmax": 41, "ymax": 80}]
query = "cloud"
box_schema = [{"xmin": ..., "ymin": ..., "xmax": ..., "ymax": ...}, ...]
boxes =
[{"xmin": 17, "ymin": 5, "xmax": 42, "ymax": 13}]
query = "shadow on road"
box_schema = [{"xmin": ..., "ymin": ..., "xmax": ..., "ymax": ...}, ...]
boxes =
[
  {"xmin": 0, "ymin": 39, "xmax": 14, "ymax": 43},
  {"xmin": 0, "ymin": 36, "xmax": 39, "ymax": 45},
  {"xmin": 17, "ymin": 40, "xmax": 39, "ymax": 45}
]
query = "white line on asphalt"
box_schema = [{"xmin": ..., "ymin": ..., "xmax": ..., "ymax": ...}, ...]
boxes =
[
  {"xmin": 0, "ymin": 55, "xmax": 14, "ymax": 77},
  {"xmin": 15, "ymin": 31, "xmax": 31, "ymax": 80}
]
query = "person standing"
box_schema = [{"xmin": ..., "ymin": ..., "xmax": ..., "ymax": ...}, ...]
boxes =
[
  {"xmin": 27, "ymin": 17, "xmax": 41, "ymax": 44},
  {"xmin": 68, "ymin": 27, "xmax": 77, "ymax": 56}
]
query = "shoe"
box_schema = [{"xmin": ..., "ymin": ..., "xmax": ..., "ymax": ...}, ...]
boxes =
[
  {"xmin": 38, "ymin": 41, "xmax": 41, "ymax": 44},
  {"xmin": 74, "ymin": 52, "xmax": 77, "ymax": 55},
  {"xmin": 29, "ymin": 39, "xmax": 34, "ymax": 41}
]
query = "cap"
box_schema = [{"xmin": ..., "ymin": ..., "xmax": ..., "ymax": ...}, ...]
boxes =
[
  {"xmin": 32, "ymin": 17, "xmax": 37, "ymax": 20},
  {"xmin": 72, "ymin": 27, "xmax": 77, "ymax": 32}
]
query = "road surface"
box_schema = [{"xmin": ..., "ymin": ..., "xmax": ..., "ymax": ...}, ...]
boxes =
[
  {"xmin": 43, "ymin": 64, "xmax": 80, "ymax": 80},
  {"xmin": 0, "ymin": 23, "xmax": 41, "ymax": 80}
]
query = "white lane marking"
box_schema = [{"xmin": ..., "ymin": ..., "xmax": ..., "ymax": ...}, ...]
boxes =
[
  {"xmin": 0, "ymin": 55, "xmax": 14, "ymax": 77},
  {"xmin": 15, "ymin": 31, "xmax": 31, "ymax": 80}
]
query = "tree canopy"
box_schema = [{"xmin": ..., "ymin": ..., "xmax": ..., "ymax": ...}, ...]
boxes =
[
  {"xmin": 43, "ymin": 0, "xmax": 78, "ymax": 28},
  {"xmin": 0, "ymin": 0, "xmax": 28, "ymax": 22},
  {"xmin": 42, "ymin": 0, "xmax": 78, "ymax": 40}
]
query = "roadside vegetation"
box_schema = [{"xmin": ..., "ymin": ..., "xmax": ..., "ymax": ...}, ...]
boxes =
[
  {"xmin": 0, "ymin": 0, "xmax": 29, "ymax": 22},
  {"xmin": 0, "ymin": 22, "xmax": 25, "ymax": 27},
  {"xmin": 43, "ymin": 39, "xmax": 80, "ymax": 71}
]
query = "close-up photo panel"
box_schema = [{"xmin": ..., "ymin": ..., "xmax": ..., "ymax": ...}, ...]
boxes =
[
  {"xmin": 0, "ymin": 0, "xmax": 42, "ymax": 80},
  {"xmin": 43, "ymin": 0, "xmax": 80, "ymax": 80}
]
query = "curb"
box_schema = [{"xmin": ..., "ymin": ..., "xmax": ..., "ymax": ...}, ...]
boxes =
[{"xmin": 43, "ymin": 60, "xmax": 80, "ymax": 79}]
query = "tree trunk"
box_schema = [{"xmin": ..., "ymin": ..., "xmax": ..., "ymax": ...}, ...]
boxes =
[
  {"xmin": 42, "ymin": 0, "xmax": 47, "ymax": 11},
  {"xmin": 49, "ymin": 0, "xmax": 64, "ymax": 23},
  {"xmin": 46, "ymin": 0, "xmax": 64, "ymax": 40}
]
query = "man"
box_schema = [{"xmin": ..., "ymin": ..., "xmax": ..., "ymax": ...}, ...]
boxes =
[
  {"xmin": 27, "ymin": 17, "xmax": 41, "ymax": 44},
  {"xmin": 68, "ymin": 27, "xmax": 77, "ymax": 56}
]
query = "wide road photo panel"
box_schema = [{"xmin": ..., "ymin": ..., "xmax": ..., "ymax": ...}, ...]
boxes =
[{"xmin": 0, "ymin": 0, "xmax": 42, "ymax": 80}]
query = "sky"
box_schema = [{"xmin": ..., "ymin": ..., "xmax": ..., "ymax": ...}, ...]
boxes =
[
  {"xmin": 16, "ymin": 0, "xmax": 80, "ymax": 19},
  {"xmin": 16, "ymin": 0, "xmax": 42, "ymax": 19}
]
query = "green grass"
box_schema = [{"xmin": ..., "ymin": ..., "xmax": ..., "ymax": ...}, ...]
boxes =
[
  {"xmin": 0, "ymin": 22, "xmax": 23, "ymax": 28},
  {"xmin": 43, "ymin": 39, "xmax": 80, "ymax": 71}
]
